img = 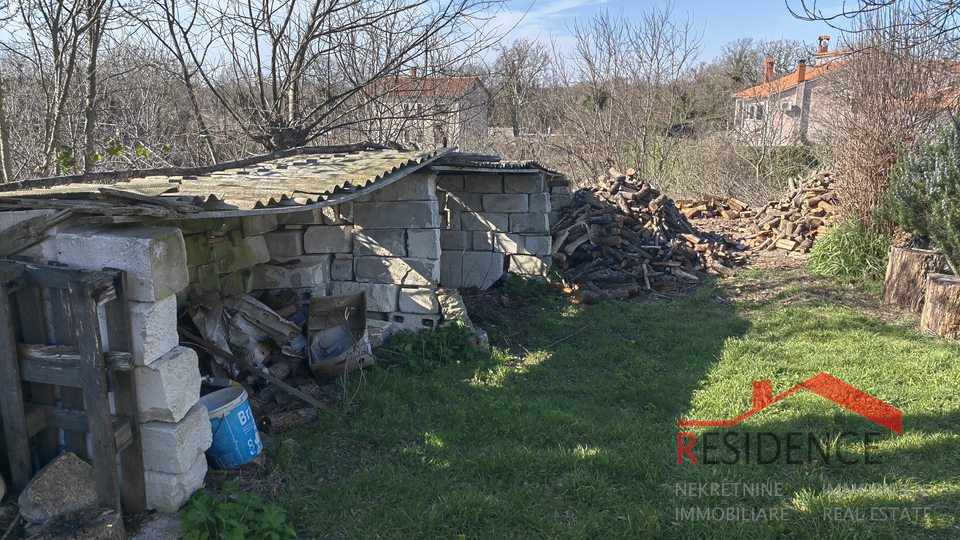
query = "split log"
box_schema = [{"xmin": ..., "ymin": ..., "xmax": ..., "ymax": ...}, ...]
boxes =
[
  {"xmin": 259, "ymin": 408, "xmax": 318, "ymax": 434},
  {"xmin": 883, "ymin": 246, "xmax": 947, "ymax": 312},
  {"xmin": 920, "ymin": 273, "xmax": 960, "ymax": 339}
]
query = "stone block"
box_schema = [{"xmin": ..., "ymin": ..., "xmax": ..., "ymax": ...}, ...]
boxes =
[
  {"xmin": 353, "ymin": 201, "xmax": 440, "ymax": 229},
  {"xmin": 136, "ymin": 346, "xmax": 201, "ymax": 423},
  {"xmin": 242, "ymin": 214, "xmax": 279, "ymax": 237},
  {"xmin": 528, "ymin": 193, "xmax": 551, "ymax": 213},
  {"xmin": 278, "ymin": 209, "xmax": 323, "ymax": 225},
  {"xmin": 195, "ymin": 264, "xmax": 221, "ymax": 292},
  {"xmin": 330, "ymin": 281, "xmax": 398, "ymax": 312},
  {"xmin": 374, "ymin": 173, "xmax": 436, "ymax": 201},
  {"xmin": 55, "ymin": 225, "xmax": 188, "ymax": 302},
  {"xmin": 465, "ymin": 175, "xmax": 502, "ymax": 193},
  {"xmin": 354, "ymin": 257, "xmax": 439, "ymax": 286},
  {"xmin": 331, "ymin": 259, "xmax": 354, "ymax": 281},
  {"xmin": 18, "ymin": 453, "xmax": 97, "ymax": 524},
  {"xmin": 440, "ymin": 252, "xmax": 464, "ymax": 288},
  {"xmin": 320, "ymin": 205, "xmax": 346, "ymax": 226},
  {"xmin": 354, "ymin": 229, "xmax": 405, "ymax": 257},
  {"xmin": 245, "ymin": 235, "xmax": 270, "ymax": 263},
  {"xmin": 219, "ymin": 269, "xmax": 253, "ymax": 296},
  {"xmin": 483, "ymin": 194, "xmax": 528, "ymax": 213},
  {"xmin": 440, "ymin": 230, "xmax": 471, "ymax": 251},
  {"xmin": 504, "ymin": 174, "xmax": 544, "ymax": 194},
  {"xmin": 339, "ymin": 201, "xmax": 354, "ymax": 222},
  {"xmin": 212, "ymin": 231, "xmax": 270, "ymax": 273},
  {"xmin": 472, "ymin": 231, "xmax": 492, "ymax": 251},
  {"xmin": 462, "ymin": 251, "xmax": 504, "ymax": 289},
  {"xmin": 398, "ymin": 288, "xmax": 440, "ymax": 314},
  {"xmin": 491, "ymin": 233, "xmax": 523, "ymax": 253},
  {"xmin": 130, "ymin": 295, "xmax": 179, "ymax": 366},
  {"xmin": 251, "ymin": 256, "xmax": 331, "ymax": 289},
  {"xmin": 443, "ymin": 192, "xmax": 483, "ymax": 212},
  {"xmin": 509, "ymin": 254, "xmax": 551, "ymax": 276},
  {"xmin": 437, "ymin": 175, "xmax": 464, "ymax": 191},
  {"xmin": 407, "ymin": 229, "xmax": 441, "ymax": 259},
  {"xmin": 551, "ymin": 191, "xmax": 574, "ymax": 210},
  {"xmin": 386, "ymin": 312, "xmax": 442, "ymax": 331},
  {"xmin": 145, "ymin": 451, "xmax": 207, "ymax": 513},
  {"xmin": 509, "ymin": 213, "xmax": 550, "ymax": 233},
  {"xmin": 183, "ymin": 234, "xmax": 213, "ymax": 266},
  {"xmin": 548, "ymin": 211, "xmax": 561, "ymax": 227},
  {"xmin": 461, "ymin": 212, "xmax": 508, "ymax": 231},
  {"xmin": 141, "ymin": 404, "xmax": 212, "ymax": 475},
  {"xmin": 304, "ymin": 225, "xmax": 354, "ymax": 254},
  {"xmin": 264, "ymin": 229, "xmax": 304, "ymax": 257},
  {"xmin": 446, "ymin": 210, "xmax": 461, "ymax": 230},
  {"xmin": 522, "ymin": 234, "xmax": 553, "ymax": 256}
]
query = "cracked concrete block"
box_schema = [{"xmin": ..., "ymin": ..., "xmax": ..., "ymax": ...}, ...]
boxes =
[
  {"xmin": 462, "ymin": 251, "xmax": 504, "ymax": 289},
  {"xmin": 130, "ymin": 295, "xmax": 179, "ymax": 366},
  {"xmin": 374, "ymin": 173, "xmax": 436, "ymax": 201},
  {"xmin": 528, "ymin": 193, "xmax": 551, "ymax": 213},
  {"xmin": 354, "ymin": 229, "xmax": 405, "ymax": 257},
  {"xmin": 465, "ymin": 175, "xmax": 502, "ymax": 193},
  {"xmin": 251, "ymin": 256, "xmax": 331, "ymax": 289},
  {"xmin": 461, "ymin": 212, "xmax": 508, "ymax": 231},
  {"xmin": 509, "ymin": 213, "xmax": 550, "ymax": 233},
  {"xmin": 440, "ymin": 230, "xmax": 471, "ymax": 251},
  {"xmin": 330, "ymin": 281, "xmax": 398, "ymax": 312},
  {"xmin": 330, "ymin": 258, "xmax": 354, "ymax": 281},
  {"xmin": 354, "ymin": 257, "xmax": 439, "ymax": 286},
  {"xmin": 440, "ymin": 252, "xmax": 464, "ymax": 288},
  {"xmin": 398, "ymin": 288, "xmax": 440, "ymax": 314},
  {"xmin": 141, "ymin": 404, "xmax": 212, "ymax": 474},
  {"xmin": 136, "ymin": 346, "xmax": 201, "ymax": 423},
  {"xmin": 504, "ymin": 174, "xmax": 544, "ymax": 194},
  {"xmin": 242, "ymin": 214, "xmax": 279, "ymax": 237},
  {"xmin": 353, "ymin": 201, "xmax": 440, "ymax": 229},
  {"xmin": 55, "ymin": 225, "xmax": 188, "ymax": 302},
  {"xmin": 508, "ymin": 254, "xmax": 551, "ymax": 276},
  {"xmin": 145, "ymin": 451, "xmax": 207, "ymax": 513},
  {"xmin": 264, "ymin": 229, "xmax": 304, "ymax": 257},
  {"xmin": 472, "ymin": 231, "xmax": 493, "ymax": 251},
  {"xmin": 304, "ymin": 225, "xmax": 354, "ymax": 253},
  {"xmin": 407, "ymin": 229, "xmax": 440, "ymax": 259},
  {"xmin": 522, "ymin": 235, "xmax": 552, "ymax": 256},
  {"xmin": 483, "ymin": 194, "xmax": 528, "ymax": 213}
]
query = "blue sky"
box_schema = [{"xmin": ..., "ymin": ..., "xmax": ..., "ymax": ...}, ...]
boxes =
[{"xmin": 493, "ymin": 0, "xmax": 846, "ymax": 62}]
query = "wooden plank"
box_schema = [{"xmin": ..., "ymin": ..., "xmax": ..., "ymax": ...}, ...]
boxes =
[
  {"xmin": 101, "ymin": 269, "xmax": 146, "ymax": 513},
  {"xmin": 69, "ymin": 275, "xmax": 121, "ymax": 512},
  {"xmin": 24, "ymin": 403, "xmax": 132, "ymax": 450},
  {"xmin": 48, "ymin": 287, "xmax": 87, "ymax": 460},
  {"xmin": 0, "ymin": 263, "xmax": 31, "ymax": 490},
  {"xmin": 0, "ymin": 209, "xmax": 73, "ymax": 256}
]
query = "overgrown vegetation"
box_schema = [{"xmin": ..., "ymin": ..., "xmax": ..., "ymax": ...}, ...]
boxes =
[
  {"xmin": 376, "ymin": 320, "xmax": 483, "ymax": 373},
  {"xmin": 809, "ymin": 218, "xmax": 891, "ymax": 281},
  {"xmin": 268, "ymin": 276, "xmax": 960, "ymax": 538},
  {"xmin": 178, "ymin": 481, "xmax": 296, "ymax": 540}
]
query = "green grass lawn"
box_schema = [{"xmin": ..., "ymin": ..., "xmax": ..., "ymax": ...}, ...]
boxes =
[{"xmin": 269, "ymin": 275, "xmax": 960, "ymax": 539}]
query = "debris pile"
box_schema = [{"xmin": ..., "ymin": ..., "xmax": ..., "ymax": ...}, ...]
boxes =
[
  {"xmin": 740, "ymin": 172, "xmax": 839, "ymax": 253},
  {"xmin": 551, "ymin": 168, "xmax": 746, "ymax": 302}
]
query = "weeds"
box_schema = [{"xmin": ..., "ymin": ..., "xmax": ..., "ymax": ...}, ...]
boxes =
[
  {"xmin": 809, "ymin": 218, "xmax": 890, "ymax": 281},
  {"xmin": 178, "ymin": 481, "xmax": 296, "ymax": 540},
  {"xmin": 376, "ymin": 320, "xmax": 483, "ymax": 373}
]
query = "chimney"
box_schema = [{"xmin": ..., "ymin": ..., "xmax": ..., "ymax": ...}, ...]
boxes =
[
  {"xmin": 753, "ymin": 381, "xmax": 773, "ymax": 410},
  {"xmin": 764, "ymin": 58, "xmax": 775, "ymax": 84},
  {"xmin": 797, "ymin": 60, "xmax": 807, "ymax": 83},
  {"xmin": 818, "ymin": 35, "xmax": 831, "ymax": 54},
  {"xmin": 411, "ymin": 67, "xmax": 418, "ymax": 78}
]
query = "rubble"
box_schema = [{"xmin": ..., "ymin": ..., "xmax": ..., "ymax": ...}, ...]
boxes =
[{"xmin": 18, "ymin": 453, "xmax": 97, "ymax": 525}]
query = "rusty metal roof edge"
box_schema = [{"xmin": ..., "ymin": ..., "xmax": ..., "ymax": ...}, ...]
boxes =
[{"xmin": 171, "ymin": 147, "xmax": 454, "ymax": 219}]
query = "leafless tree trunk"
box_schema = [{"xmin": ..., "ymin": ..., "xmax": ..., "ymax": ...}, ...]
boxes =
[{"xmin": 0, "ymin": 71, "xmax": 13, "ymax": 183}]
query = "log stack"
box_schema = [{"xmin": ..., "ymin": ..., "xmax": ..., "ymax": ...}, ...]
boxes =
[
  {"xmin": 551, "ymin": 168, "xmax": 747, "ymax": 302},
  {"xmin": 740, "ymin": 172, "xmax": 839, "ymax": 253}
]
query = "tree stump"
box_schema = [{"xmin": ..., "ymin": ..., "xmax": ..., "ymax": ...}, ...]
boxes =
[
  {"xmin": 883, "ymin": 246, "xmax": 947, "ymax": 312},
  {"xmin": 26, "ymin": 508, "xmax": 126, "ymax": 540},
  {"xmin": 920, "ymin": 273, "xmax": 960, "ymax": 339}
]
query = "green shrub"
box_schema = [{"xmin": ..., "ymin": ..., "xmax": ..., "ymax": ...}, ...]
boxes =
[
  {"xmin": 885, "ymin": 121, "xmax": 960, "ymax": 273},
  {"xmin": 377, "ymin": 320, "xmax": 481, "ymax": 373},
  {"xmin": 495, "ymin": 273, "xmax": 551, "ymax": 296},
  {"xmin": 809, "ymin": 218, "xmax": 890, "ymax": 281},
  {"xmin": 178, "ymin": 481, "xmax": 296, "ymax": 540}
]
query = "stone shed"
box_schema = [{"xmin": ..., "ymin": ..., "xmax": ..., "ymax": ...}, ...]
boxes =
[{"xmin": 0, "ymin": 145, "xmax": 571, "ymax": 516}]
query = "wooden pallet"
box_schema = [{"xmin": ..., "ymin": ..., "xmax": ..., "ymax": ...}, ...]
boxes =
[{"xmin": 0, "ymin": 260, "xmax": 146, "ymax": 513}]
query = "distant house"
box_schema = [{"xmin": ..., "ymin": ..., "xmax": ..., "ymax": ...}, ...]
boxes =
[
  {"xmin": 368, "ymin": 71, "xmax": 490, "ymax": 150},
  {"xmin": 734, "ymin": 36, "xmax": 846, "ymax": 146}
]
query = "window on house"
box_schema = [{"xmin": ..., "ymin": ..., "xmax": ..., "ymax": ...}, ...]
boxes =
[{"xmin": 755, "ymin": 104, "xmax": 764, "ymax": 121}]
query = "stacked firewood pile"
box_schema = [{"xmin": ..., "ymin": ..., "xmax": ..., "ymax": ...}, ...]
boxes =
[
  {"xmin": 677, "ymin": 195, "xmax": 754, "ymax": 221},
  {"xmin": 740, "ymin": 172, "xmax": 839, "ymax": 252},
  {"xmin": 551, "ymin": 168, "xmax": 746, "ymax": 302}
]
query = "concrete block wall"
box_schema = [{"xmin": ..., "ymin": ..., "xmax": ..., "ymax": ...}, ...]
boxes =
[
  {"xmin": 50, "ymin": 224, "xmax": 208, "ymax": 512},
  {"xmin": 437, "ymin": 173, "xmax": 554, "ymax": 287}
]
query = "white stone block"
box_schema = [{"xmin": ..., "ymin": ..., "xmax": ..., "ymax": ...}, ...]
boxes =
[
  {"xmin": 320, "ymin": 205, "xmax": 346, "ymax": 225},
  {"xmin": 331, "ymin": 259, "xmax": 354, "ymax": 281},
  {"xmin": 440, "ymin": 252, "xmax": 464, "ymax": 288},
  {"xmin": 436, "ymin": 175, "xmax": 465, "ymax": 192},
  {"xmin": 483, "ymin": 194, "xmax": 528, "ymax": 213},
  {"xmin": 264, "ymin": 230, "xmax": 304, "ymax": 257},
  {"xmin": 528, "ymin": 193, "xmax": 551, "ymax": 213},
  {"xmin": 492, "ymin": 233, "xmax": 523, "ymax": 253},
  {"xmin": 141, "ymin": 404, "xmax": 212, "ymax": 474},
  {"xmin": 245, "ymin": 235, "xmax": 271, "ymax": 263},
  {"xmin": 440, "ymin": 230, "xmax": 471, "ymax": 251},
  {"xmin": 353, "ymin": 201, "xmax": 441, "ymax": 229},
  {"xmin": 242, "ymin": 214, "xmax": 279, "ymax": 236},
  {"xmin": 354, "ymin": 229, "xmax": 405, "ymax": 256},
  {"xmin": 509, "ymin": 254, "xmax": 551, "ymax": 276},
  {"xmin": 354, "ymin": 257, "xmax": 439, "ymax": 286},
  {"xmin": 278, "ymin": 209, "xmax": 323, "ymax": 225},
  {"xmin": 462, "ymin": 251, "xmax": 504, "ymax": 289},
  {"xmin": 461, "ymin": 212, "xmax": 509, "ymax": 231},
  {"xmin": 504, "ymin": 174, "xmax": 544, "ymax": 194},
  {"xmin": 304, "ymin": 225, "xmax": 353, "ymax": 253},
  {"xmin": 374, "ymin": 173, "xmax": 436, "ymax": 201},
  {"xmin": 509, "ymin": 213, "xmax": 550, "ymax": 233},
  {"xmin": 56, "ymin": 225, "xmax": 188, "ymax": 302},
  {"xmin": 130, "ymin": 295, "xmax": 179, "ymax": 366},
  {"xmin": 398, "ymin": 288, "xmax": 440, "ymax": 314},
  {"xmin": 330, "ymin": 281, "xmax": 399, "ymax": 312},
  {"xmin": 251, "ymin": 256, "xmax": 331, "ymax": 289},
  {"xmin": 136, "ymin": 346, "xmax": 201, "ymax": 423},
  {"xmin": 465, "ymin": 175, "xmax": 502, "ymax": 193},
  {"xmin": 522, "ymin": 235, "xmax": 552, "ymax": 256},
  {"xmin": 444, "ymin": 192, "xmax": 483, "ymax": 212},
  {"xmin": 145, "ymin": 451, "xmax": 207, "ymax": 513},
  {"xmin": 407, "ymin": 229, "xmax": 441, "ymax": 259}
]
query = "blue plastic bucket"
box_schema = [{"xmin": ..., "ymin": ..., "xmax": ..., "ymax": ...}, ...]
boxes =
[{"xmin": 197, "ymin": 387, "xmax": 262, "ymax": 470}]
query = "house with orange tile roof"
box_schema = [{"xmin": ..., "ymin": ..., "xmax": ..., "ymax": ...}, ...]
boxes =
[
  {"xmin": 734, "ymin": 36, "xmax": 847, "ymax": 146},
  {"xmin": 363, "ymin": 70, "xmax": 489, "ymax": 151}
]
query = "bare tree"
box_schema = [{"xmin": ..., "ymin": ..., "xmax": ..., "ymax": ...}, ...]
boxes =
[{"xmin": 491, "ymin": 38, "xmax": 550, "ymax": 137}]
